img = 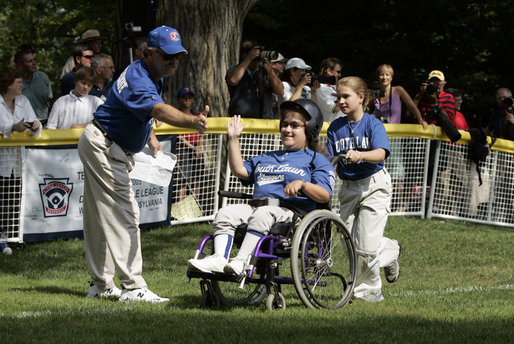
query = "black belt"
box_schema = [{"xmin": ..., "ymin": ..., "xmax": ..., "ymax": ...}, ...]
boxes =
[
  {"xmin": 92, "ymin": 119, "xmax": 112, "ymax": 139},
  {"xmin": 92, "ymin": 119, "xmax": 134, "ymax": 156},
  {"xmin": 249, "ymin": 197, "xmax": 281, "ymax": 207}
]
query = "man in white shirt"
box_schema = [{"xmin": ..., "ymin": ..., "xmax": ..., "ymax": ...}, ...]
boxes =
[{"xmin": 314, "ymin": 57, "xmax": 343, "ymax": 122}]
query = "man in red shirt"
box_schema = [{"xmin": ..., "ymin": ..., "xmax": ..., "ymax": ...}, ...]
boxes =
[
  {"xmin": 414, "ymin": 70, "xmax": 456, "ymax": 124},
  {"xmin": 446, "ymin": 88, "xmax": 469, "ymax": 130}
]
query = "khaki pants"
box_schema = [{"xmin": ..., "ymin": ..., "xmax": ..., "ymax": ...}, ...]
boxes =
[
  {"xmin": 338, "ymin": 169, "xmax": 400, "ymax": 299},
  {"xmin": 78, "ymin": 124, "xmax": 146, "ymax": 290}
]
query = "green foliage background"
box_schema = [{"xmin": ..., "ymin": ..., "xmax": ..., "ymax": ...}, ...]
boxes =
[
  {"xmin": 0, "ymin": 0, "xmax": 512, "ymax": 124},
  {"xmin": 0, "ymin": 0, "xmax": 115, "ymax": 97},
  {"xmin": 244, "ymin": 0, "xmax": 514, "ymax": 127}
]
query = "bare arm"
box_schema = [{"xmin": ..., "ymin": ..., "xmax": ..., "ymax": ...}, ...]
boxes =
[
  {"xmin": 396, "ymin": 86, "xmax": 428, "ymax": 130},
  {"xmin": 284, "ymin": 179, "xmax": 331, "ymax": 203},
  {"xmin": 289, "ymin": 74, "xmax": 312, "ymax": 101},
  {"xmin": 227, "ymin": 115, "xmax": 249, "ymax": 180},
  {"xmin": 345, "ymin": 148, "xmax": 387, "ymax": 164},
  {"xmin": 147, "ymin": 131, "xmax": 162, "ymax": 157},
  {"xmin": 226, "ymin": 48, "xmax": 259, "ymax": 86},
  {"xmin": 70, "ymin": 123, "xmax": 89, "ymax": 129},
  {"xmin": 262, "ymin": 59, "xmax": 284, "ymax": 96},
  {"xmin": 150, "ymin": 102, "xmax": 208, "ymax": 133}
]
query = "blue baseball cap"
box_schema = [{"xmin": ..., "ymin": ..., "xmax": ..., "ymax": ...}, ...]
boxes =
[
  {"xmin": 147, "ymin": 26, "xmax": 188, "ymax": 55},
  {"xmin": 176, "ymin": 87, "xmax": 195, "ymax": 99}
]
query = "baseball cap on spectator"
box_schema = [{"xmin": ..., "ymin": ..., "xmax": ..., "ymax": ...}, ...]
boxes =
[
  {"xmin": 81, "ymin": 29, "xmax": 105, "ymax": 43},
  {"xmin": 285, "ymin": 57, "xmax": 311, "ymax": 71},
  {"xmin": 428, "ymin": 70, "xmax": 445, "ymax": 81},
  {"xmin": 147, "ymin": 26, "xmax": 188, "ymax": 55},
  {"xmin": 271, "ymin": 53, "xmax": 287, "ymax": 63},
  {"xmin": 176, "ymin": 87, "xmax": 195, "ymax": 99}
]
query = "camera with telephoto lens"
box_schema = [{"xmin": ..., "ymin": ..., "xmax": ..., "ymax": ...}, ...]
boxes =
[
  {"xmin": 425, "ymin": 81, "xmax": 439, "ymax": 95},
  {"xmin": 368, "ymin": 81, "xmax": 385, "ymax": 98},
  {"xmin": 307, "ymin": 73, "xmax": 336, "ymax": 87},
  {"xmin": 254, "ymin": 46, "xmax": 279, "ymax": 61},
  {"xmin": 502, "ymin": 97, "xmax": 514, "ymax": 112},
  {"xmin": 427, "ymin": 106, "xmax": 461, "ymax": 142},
  {"xmin": 368, "ymin": 88, "xmax": 385, "ymax": 98}
]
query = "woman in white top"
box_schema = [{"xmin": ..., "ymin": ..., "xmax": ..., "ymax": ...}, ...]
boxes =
[
  {"xmin": 0, "ymin": 67, "xmax": 41, "ymax": 233},
  {"xmin": 279, "ymin": 58, "xmax": 320, "ymax": 106}
]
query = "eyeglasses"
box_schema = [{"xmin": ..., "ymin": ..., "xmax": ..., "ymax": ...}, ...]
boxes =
[
  {"xmin": 100, "ymin": 65, "xmax": 115, "ymax": 70},
  {"xmin": 280, "ymin": 121, "xmax": 304, "ymax": 129},
  {"xmin": 155, "ymin": 49, "xmax": 182, "ymax": 61},
  {"xmin": 82, "ymin": 55, "xmax": 94, "ymax": 59}
]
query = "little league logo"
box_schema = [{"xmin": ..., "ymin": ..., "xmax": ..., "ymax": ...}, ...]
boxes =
[
  {"xmin": 169, "ymin": 31, "xmax": 180, "ymax": 41},
  {"xmin": 39, "ymin": 178, "xmax": 73, "ymax": 217}
]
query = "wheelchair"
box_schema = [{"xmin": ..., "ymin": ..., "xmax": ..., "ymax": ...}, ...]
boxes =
[{"xmin": 186, "ymin": 190, "xmax": 356, "ymax": 310}]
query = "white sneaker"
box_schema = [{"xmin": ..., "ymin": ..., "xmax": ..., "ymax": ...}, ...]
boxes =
[
  {"xmin": 384, "ymin": 241, "xmax": 402, "ymax": 283},
  {"xmin": 87, "ymin": 281, "xmax": 122, "ymax": 299},
  {"xmin": 188, "ymin": 255, "xmax": 227, "ymax": 273},
  {"xmin": 224, "ymin": 258, "xmax": 246, "ymax": 276},
  {"xmin": 119, "ymin": 288, "xmax": 170, "ymax": 303},
  {"xmin": 355, "ymin": 293, "xmax": 384, "ymax": 302}
]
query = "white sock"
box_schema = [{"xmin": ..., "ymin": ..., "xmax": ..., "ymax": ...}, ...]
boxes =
[
  {"xmin": 213, "ymin": 234, "xmax": 233, "ymax": 260},
  {"xmin": 234, "ymin": 230, "xmax": 263, "ymax": 261}
]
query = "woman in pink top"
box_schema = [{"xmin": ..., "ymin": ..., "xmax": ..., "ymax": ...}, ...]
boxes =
[
  {"xmin": 373, "ymin": 64, "xmax": 427, "ymax": 128},
  {"xmin": 372, "ymin": 64, "xmax": 427, "ymax": 212}
]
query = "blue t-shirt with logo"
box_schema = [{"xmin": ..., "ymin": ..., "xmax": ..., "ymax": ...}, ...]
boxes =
[
  {"xmin": 326, "ymin": 113, "xmax": 390, "ymax": 181},
  {"xmin": 94, "ymin": 59, "xmax": 163, "ymax": 153},
  {"xmin": 243, "ymin": 149, "xmax": 335, "ymax": 212}
]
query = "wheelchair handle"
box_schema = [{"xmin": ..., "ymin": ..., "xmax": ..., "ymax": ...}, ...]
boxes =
[
  {"xmin": 330, "ymin": 154, "xmax": 348, "ymax": 166},
  {"xmin": 218, "ymin": 190, "xmax": 253, "ymax": 199}
]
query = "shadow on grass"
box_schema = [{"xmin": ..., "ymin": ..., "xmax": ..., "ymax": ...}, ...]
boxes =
[
  {"xmin": 1, "ymin": 310, "xmax": 510, "ymax": 343},
  {"xmin": 9, "ymin": 286, "xmax": 85, "ymax": 298}
]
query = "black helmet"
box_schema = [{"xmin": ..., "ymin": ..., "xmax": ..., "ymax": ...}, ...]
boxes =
[{"xmin": 280, "ymin": 99, "xmax": 324, "ymax": 137}]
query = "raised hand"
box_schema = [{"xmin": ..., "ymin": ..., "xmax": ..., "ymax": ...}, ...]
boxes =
[{"xmin": 227, "ymin": 115, "xmax": 245, "ymax": 139}]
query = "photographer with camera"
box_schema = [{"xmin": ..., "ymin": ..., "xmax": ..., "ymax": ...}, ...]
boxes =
[
  {"xmin": 412, "ymin": 70, "xmax": 459, "ymax": 205},
  {"xmin": 279, "ymin": 57, "xmax": 320, "ymax": 106},
  {"xmin": 487, "ymin": 88, "xmax": 514, "ymax": 141},
  {"xmin": 487, "ymin": 88, "xmax": 514, "ymax": 222},
  {"xmin": 226, "ymin": 40, "xmax": 284, "ymax": 119},
  {"xmin": 414, "ymin": 70, "xmax": 456, "ymax": 126},
  {"xmin": 313, "ymin": 57, "xmax": 343, "ymax": 122}
]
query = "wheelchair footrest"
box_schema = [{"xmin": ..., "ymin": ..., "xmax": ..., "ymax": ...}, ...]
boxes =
[{"xmin": 187, "ymin": 268, "xmax": 245, "ymax": 283}]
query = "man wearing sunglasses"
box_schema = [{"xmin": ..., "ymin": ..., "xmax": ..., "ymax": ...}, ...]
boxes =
[
  {"xmin": 60, "ymin": 44, "xmax": 94, "ymax": 95},
  {"xmin": 78, "ymin": 26, "xmax": 208, "ymax": 304}
]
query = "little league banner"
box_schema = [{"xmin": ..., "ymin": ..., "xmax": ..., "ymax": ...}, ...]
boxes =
[{"xmin": 21, "ymin": 141, "xmax": 173, "ymax": 243}]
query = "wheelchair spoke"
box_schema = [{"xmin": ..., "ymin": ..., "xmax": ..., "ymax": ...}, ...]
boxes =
[{"xmin": 292, "ymin": 211, "xmax": 356, "ymax": 309}]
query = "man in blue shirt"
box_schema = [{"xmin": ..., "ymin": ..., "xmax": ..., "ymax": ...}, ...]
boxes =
[{"xmin": 78, "ymin": 26, "xmax": 208, "ymax": 304}]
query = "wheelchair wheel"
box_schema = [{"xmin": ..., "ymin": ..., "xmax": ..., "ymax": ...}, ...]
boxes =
[
  {"xmin": 265, "ymin": 292, "xmax": 286, "ymax": 311},
  {"xmin": 290, "ymin": 210, "xmax": 356, "ymax": 309},
  {"xmin": 211, "ymin": 280, "xmax": 266, "ymax": 307}
]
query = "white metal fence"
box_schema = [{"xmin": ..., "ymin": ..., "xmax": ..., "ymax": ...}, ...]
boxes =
[{"xmin": 1, "ymin": 121, "xmax": 513, "ymax": 244}]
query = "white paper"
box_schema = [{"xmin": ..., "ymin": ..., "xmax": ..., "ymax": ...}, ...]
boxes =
[{"xmin": 129, "ymin": 147, "xmax": 177, "ymax": 187}]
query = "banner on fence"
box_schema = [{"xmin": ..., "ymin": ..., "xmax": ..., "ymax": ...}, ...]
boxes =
[{"xmin": 21, "ymin": 141, "xmax": 173, "ymax": 242}]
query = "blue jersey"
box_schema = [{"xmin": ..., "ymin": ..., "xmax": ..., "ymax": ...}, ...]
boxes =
[
  {"xmin": 243, "ymin": 149, "xmax": 335, "ymax": 212},
  {"xmin": 326, "ymin": 113, "xmax": 390, "ymax": 181},
  {"xmin": 94, "ymin": 59, "xmax": 163, "ymax": 153}
]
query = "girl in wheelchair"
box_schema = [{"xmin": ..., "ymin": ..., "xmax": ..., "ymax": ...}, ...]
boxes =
[{"xmin": 188, "ymin": 99, "xmax": 335, "ymax": 276}]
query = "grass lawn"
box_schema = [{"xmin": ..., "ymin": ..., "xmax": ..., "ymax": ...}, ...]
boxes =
[{"xmin": 0, "ymin": 216, "xmax": 512, "ymax": 343}]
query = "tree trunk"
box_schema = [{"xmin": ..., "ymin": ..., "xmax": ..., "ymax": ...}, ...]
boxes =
[{"xmin": 157, "ymin": 0, "xmax": 258, "ymax": 116}]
